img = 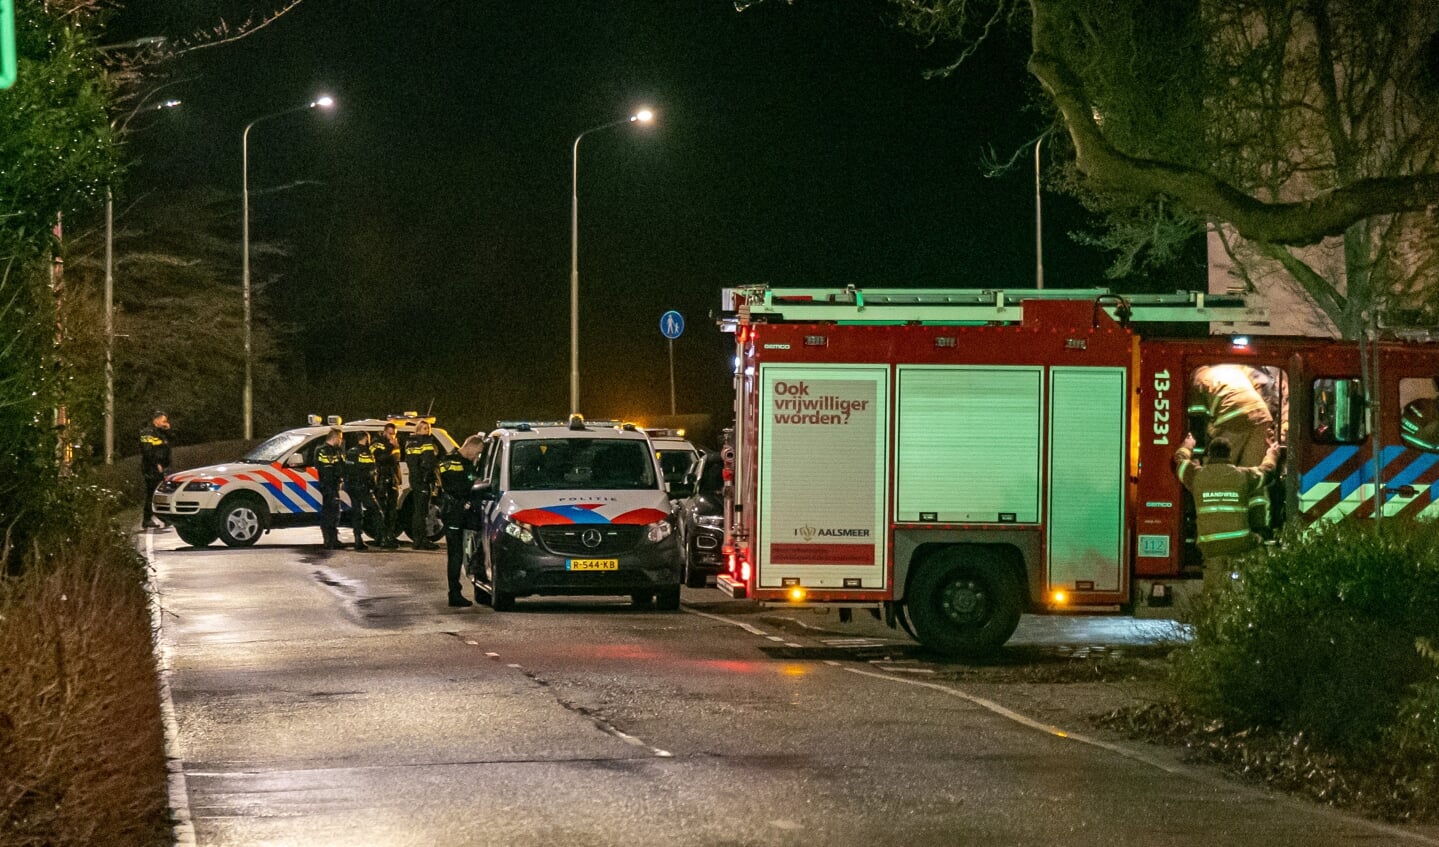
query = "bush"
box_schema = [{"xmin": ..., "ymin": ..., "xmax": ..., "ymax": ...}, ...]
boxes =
[
  {"xmin": 1173, "ymin": 517, "xmax": 1439, "ymax": 752},
  {"xmin": 0, "ymin": 484, "xmax": 169, "ymax": 847}
]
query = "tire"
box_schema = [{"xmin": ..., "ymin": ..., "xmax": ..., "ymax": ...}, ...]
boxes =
[
  {"xmin": 654, "ymin": 586, "xmax": 681, "ymax": 611},
  {"xmin": 905, "ymin": 547, "xmax": 1022, "ymax": 658},
  {"xmin": 217, "ymin": 497, "xmax": 266, "ymax": 547},
  {"xmin": 175, "ymin": 521, "xmax": 218, "ymax": 548},
  {"xmin": 683, "ymin": 546, "xmax": 707, "ymax": 588},
  {"xmin": 399, "ymin": 496, "xmax": 445, "ymax": 542},
  {"xmin": 491, "ymin": 587, "xmax": 515, "ymax": 612},
  {"xmin": 630, "ymin": 592, "xmax": 654, "ymax": 609}
]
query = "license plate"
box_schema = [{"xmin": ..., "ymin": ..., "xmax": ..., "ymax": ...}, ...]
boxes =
[{"xmin": 568, "ymin": 558, "xmax": 618, "ymax": 571}]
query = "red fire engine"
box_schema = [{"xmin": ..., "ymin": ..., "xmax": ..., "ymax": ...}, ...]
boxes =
[{"xmin": 714, "ymin": 286, "xmax": 1439, "ymax": 655}]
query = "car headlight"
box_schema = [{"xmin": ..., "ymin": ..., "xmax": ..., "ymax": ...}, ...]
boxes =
[
  {"xmin": 696, "ymin": 514, "xmax": 723, "ymax": 529},
  {"xmin": 646, "ymin": 519, "xmax": 673, "ymax": 543},
  {"xmin": 504, "ymin": 519, "xmax": 535, "ymax": 545},
  {"xmin": 183, "ymin": 480, "xmax": 221, "ymax": 492}
]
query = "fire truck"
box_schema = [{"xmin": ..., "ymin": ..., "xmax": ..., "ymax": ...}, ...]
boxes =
[{"xmin": 714, "ymin": 285, "xmax": 1439, "ymax": 655}]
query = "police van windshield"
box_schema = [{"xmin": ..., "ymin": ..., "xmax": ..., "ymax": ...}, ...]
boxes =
[
  {"xmin": 243, "ymin": 431, "xmax": 311, "ymax": 464},
  {"xmin": 509, "ymin": 438, "xmax": 658, "ymax": 491}
]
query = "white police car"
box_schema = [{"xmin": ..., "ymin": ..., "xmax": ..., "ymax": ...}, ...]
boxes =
[
  {"xmin": 469, "ymin": 416, "xmax": 684, "ymax": 611},
  {"xmin": 152, "ymin": 414, "xmax": 458, "ymax": 547}
]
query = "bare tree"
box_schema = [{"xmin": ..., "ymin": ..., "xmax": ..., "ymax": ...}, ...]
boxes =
[{"xmin": 751, "ymin": 0, "xmax": 1439, "ymax": 336}]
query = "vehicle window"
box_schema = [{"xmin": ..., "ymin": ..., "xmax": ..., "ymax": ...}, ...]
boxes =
[
  {"xmin": 657, "ymin": 449, "xmax": 697, "ymax": 484},
  {"xmin": 698, "ymin": 456, "xmax": 724, "ymax": 494},
  {"xmin": 1399, "ymin": 377, "xmax": 1439, "ymax": 452},
  {"xmin": 508, "ymin": 438, "xmax": 658, "ymax": 491},
  {"xmin": 1312, "ymin": 378, "xmax": 1368, "ymax": 444},
  {"xmin": 243, "ymin": 431, "xmax": 310, "ymax": 463}
]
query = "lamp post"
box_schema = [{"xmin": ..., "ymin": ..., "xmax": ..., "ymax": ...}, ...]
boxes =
[
  {"xmin": 105, "ymin": 96, "xmax": 181, "ymax": 464},
  {"xmin": 241, "ymin": 94, "xmax": 334, "ymax": 440},
  {"xmin": 1034, "ymin": 134, "xmax": 1045, "ymax": 291},
  {"xmin": 570, "ymin": 107, "xmax": 653, "ymax": 416}
]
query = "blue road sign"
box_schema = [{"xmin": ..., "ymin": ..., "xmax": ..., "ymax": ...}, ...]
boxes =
[{"xmin": 660, "ymin": 310, "xmax": 684, "ymax": 340}]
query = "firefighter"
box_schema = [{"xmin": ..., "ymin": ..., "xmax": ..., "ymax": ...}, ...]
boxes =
[
  {"xmin": 371, "ymin": 422, "xmax": 402, "ymax": 548},
  {"xmin": 345, "ymin": 430, "xmax": 381, "ymax": 552},
  {"xmin": 438, "ymin": 435, "xmax": 485, "ymax": 607},
  {"xmin": 1189, "ymin": 364, "xmax": 1274, "ymax": 467},
  {"xmin": 1400, "ymin": 377, "xmax": 1439, "ymax": 452},
  {"xmin": 404, "ymin": 419, "xmax": 441, "ymax": 550},
  {"xmin": 139, "ymin": 410, "xmax": 173, "ymax": 529},
  {"xmin": 316, "ymin": 427, "xmax": 346, "ymax": 550},
  {"xmin": 1174, "ymin": 431, "xmax": 1280, "ymax": 592}
]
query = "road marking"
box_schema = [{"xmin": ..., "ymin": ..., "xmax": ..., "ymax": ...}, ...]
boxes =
[
  {"xmin": 143, "ymin": 531, "xmax": 198, "ymax": 847},
  {"xmin": 765, "ymin": 635, "xmax": 785, "ymax": 642},
  {"xmin": 485, "ymin": 652, "xmax": 500, "ymax": 659},
  {"xmin": 841, "ymin": 665, "xmax": 1439, "ymax": 846},
  {"xmin": 464, "ymin": 640, "xmax": 478, "ymax": 646},
  {"xmin": 783, "ymin": 642, "xmax": 802, "ymax": 648},
  {"xmin": 684, "ymin": 607, "xmax": 769, "ymax": 636}
]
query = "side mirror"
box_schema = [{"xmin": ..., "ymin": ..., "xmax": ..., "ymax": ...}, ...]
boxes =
[
  {"xmin": 470, "ymin": 479, "xmax": 496, "ymax": 500},
  {"xmin": 285, "ymin": 453, "xmax": 305, "ymax": 468},
  {"xmin": 667, "ymin": 481, "xmax": 695, "ymax": 499}
]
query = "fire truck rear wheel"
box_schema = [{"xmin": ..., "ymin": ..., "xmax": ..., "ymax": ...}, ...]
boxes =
[
  {"xmin": 217, "ymin": 496, "xmax": 266, "ymax": 548},
  {"xmin": 907, "ymin": 547, "xmax": 1022, "ymax": 657}
]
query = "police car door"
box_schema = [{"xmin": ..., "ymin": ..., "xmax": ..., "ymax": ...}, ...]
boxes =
[{"xmin": 476, "ymin": 437, "xmax": 504, "ymax": 582}]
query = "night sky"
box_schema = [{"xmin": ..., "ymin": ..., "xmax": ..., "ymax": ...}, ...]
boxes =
[{"xmin": 109, "ymin": 0, "xmax": 1139, "ymax": 444}]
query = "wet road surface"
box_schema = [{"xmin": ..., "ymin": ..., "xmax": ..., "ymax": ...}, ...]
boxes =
[{"xmin": 146, "ymin": 527, "xmax": 1437, "ymax": 846}]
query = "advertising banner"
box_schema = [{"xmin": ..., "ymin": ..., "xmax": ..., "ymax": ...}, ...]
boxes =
[{"xmin": 758, "ymin": 364, "xmax": 888, "ymax": 587}]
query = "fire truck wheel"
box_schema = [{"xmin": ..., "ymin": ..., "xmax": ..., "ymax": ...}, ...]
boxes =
[
  {"xmin": 174, "ymin": 521, "xmax": 218, "ymax": 548},
  {"xmin": 217, "ymin": 496, "xmax": 266, "ymax": 548},
  {"xmin": 907, "ymin": 548, "xmax": 1022, "ymax": 657}
]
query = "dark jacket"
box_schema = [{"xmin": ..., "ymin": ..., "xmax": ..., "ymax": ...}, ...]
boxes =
[
  {"xmin": 404, "ymin": 433, "xmax": 441, "ymax": 490},
  {"xmin": 371, "ymin": 436, "xmax": 401, "ymax": 487},
  {"xmin": 316, "ymin": 443, "xmax": 345, "ymax": 496},
  {"xmin": 139, "ymin": 425, "xmax": 172, "ymax": 478},
  {"xmin": 345, "ymin": 442, "xmax": 377, "ymax": 491},
  {"xmin": 438, "ymin": 453, "xmax": 476, "ymax": 529}
]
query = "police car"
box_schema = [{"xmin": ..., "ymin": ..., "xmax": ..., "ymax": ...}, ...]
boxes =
[
  {"xmin": 643, "ymin": 427, "xmax": 701, "ymax": 496},
  {"xmin": 469, "ymin": 416, "xmax": 684, "ymax": 611},
  {"xmin": 152, "ymin": 414, "xmax": 458, "ymax": 548}
]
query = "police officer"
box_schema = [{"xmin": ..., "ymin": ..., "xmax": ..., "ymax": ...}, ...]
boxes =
[
  {"xmin": 404, "ymin": 419, "xmax": 441, "ymax": 550},
  {"xmin": 438, "ymin": 435, "xmax": 485, "ymax": 607},
  {"xmin": 371, "ymin": 422, "xmax": 402, "ymax": 548},
  {"xmin": 139, "ymin": 410, "xmax": 173, "ymax": 529},
  {"xmin": 1174, "ymin": 432, "xmax": 1280, "ymax": 592},
  {"xmin": 345, "ymin": 430, "xmax": 381, "ymax": 552},
  {"xmin": 316, "ymin": 427, "xmax": 346, "ymax": 550}
]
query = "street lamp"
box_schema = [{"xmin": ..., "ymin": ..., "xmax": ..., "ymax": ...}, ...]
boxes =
[
  {"xmin": 241, "ymin": 94, "xmax": 334, "ymax": 440},
  {"xmin": 105, "ymin": 94, "xmax": 181, "ymax": 464},
  {"xmin": 570, "ymin": 107, "xmax": 654, "ymax": 415}
]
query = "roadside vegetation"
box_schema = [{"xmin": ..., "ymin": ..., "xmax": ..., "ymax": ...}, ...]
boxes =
[
  {"xmin": 0, "ymin": 486, "xmax": 170, "ymax": 847},
  {"xmin": 1104, "ymin": 518, "xmax": 1439, "ymax": 823}
]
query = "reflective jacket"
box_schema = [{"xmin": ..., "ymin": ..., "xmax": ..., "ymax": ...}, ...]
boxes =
[
  {"xmin": 1189, "ymin": 365, "xmax": 1272, "ymax": 435},
  {"xmin": 345, "ymin": 442, "xmax": 377, "ymax": 491},
  {"xmin": 1401, "ymin": 397, "xmax": 1439, "ymax": 452},
  {"xmin": 316, "ymin": 443, "xmax": 345, "ymax": 496},
  {"xmin": 404, "ymin": 434, "xmax": 440, "ymax": 490},
  {"xmin": 1174, "ymin": 444, "xmax": 1278, "ymax": 557},
  {"xmin": 140, "ymin": 425, "xmax": 173, "ymax": 477},
  {"xmin": 437, "ymin": 453, "xmax": 476, "ymax": 529},
  {"xmin": 371, "ymin": 436, "xmax": 401, "ymax": 487}
]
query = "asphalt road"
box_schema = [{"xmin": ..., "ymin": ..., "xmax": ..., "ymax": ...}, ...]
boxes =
[{"xmin": 146, "ymin": 526, "xmax": 1437, "ymax": 847}]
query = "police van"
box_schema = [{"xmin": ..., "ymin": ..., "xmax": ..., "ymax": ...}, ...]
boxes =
[
  {"xmin": 642, "ymin": 427, "xmax": 701, "ymax": 495},
  {"xmin": 152, "ymin": 414, "xmax": 458, "ymax": 547},
  {"xmin": 469, "ymin": 416, "xmax": 684, "ymax": 611}
]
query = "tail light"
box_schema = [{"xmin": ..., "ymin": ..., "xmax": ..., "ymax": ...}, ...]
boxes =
[{"xmin": 740, "ymin": 560, "xmax": 752, "ymax": 582}]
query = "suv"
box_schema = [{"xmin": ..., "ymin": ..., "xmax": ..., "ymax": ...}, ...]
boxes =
[
  {"xmin": 470, "ymin": 416, "xmax": 684, "ymax": 611},
  {"xmin": 675, "ymin": 451, "xmax": 725, "ymax": 587},
  {"xmin": 152, "ymin": 415, "xmax": 458, "ymax": 548}
]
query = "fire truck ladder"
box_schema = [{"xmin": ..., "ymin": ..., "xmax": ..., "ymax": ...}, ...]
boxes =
[{"xmin": 722, "ymin": 286, "xmax": 1266, "ymax": 326}]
